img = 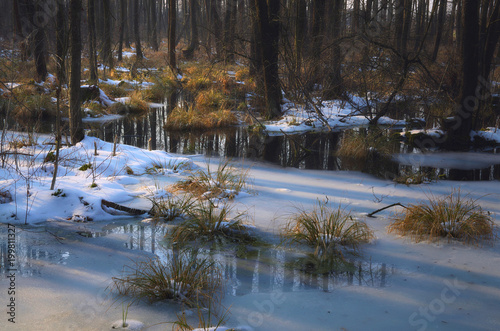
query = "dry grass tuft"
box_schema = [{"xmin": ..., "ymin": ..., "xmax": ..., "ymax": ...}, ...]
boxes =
[
  {"xmin": 389, "ymin": 189, "xmax": 496, "ymax": 244},
  {"xmin": 149, "ymin": 193, "xmax": 195, "ymax": 222},
  {"xmin": 170, "ymin": 159, "xmax": 249, "ymax": 199},
  {"xmin": 111, "ymin": 253, "xmax": 223, "ymax": 308},
  {"xmin": 170, "ymin": 201, "xmax": 253, "ymax": 244},
  {"xmin": 283, "ymin": 201, "xmax": 373, "ymax": 262},
  {"xmin": 165, "ymin": 105, "xmax": 237, "ymax": 131}
]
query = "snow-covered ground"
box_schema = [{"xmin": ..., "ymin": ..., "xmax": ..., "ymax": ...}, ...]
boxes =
[
  {"xmin": 263, "ymin": 97, "xmax": 405, "ymax": 134},
  {"xmin": 0, "ymin": 131, "xmax": 500, "ymax": 330}
]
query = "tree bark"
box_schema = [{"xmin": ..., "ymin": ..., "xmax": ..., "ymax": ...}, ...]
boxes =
[
  {"xmin": 102, "ymin": 0, "xmax": 113, "ymax": 70},
  {"xmin": 168, "ymin": 0, "xmax": 177, "ymax": 70},
  {"xmin": 254, "ymin": 0, "xmax": 282, "ymax": 119},
  {"xmin": 69, "ymin": 0, "xmax": 84, "ymax": 144},
  {"xmin": 310, "ymin": 0, "xmax": 326, "ymax": 88},
  {"xmin": 150, "ymin": 0, "xmax": 159, "ymax": 51},
  {"xmin": 55, "ymin": 1, "xmax": 67, "ymax": 85},
  {"xmin": 134, "ymin": 0, "xmax": 143, "ymax": 59},
  {"xmin": 33, "ymin": 0, "xmax": 48, "ymax": 82},
  {"xmin": 118, "ymin": 0, "xmax": 126, "ymax": 61},
  {"xmin": 183, "ymin": 0, "xmax": 198, "ymax": 59},
  {"xmin": 444, "ymin": 0, "xmax": 480, "ymax": 150},
  {"xmin": 324, "ymin": 0, "xmax": 344, "ymax": 99},
  {"xmin": 431, "ymin": 0, "xmax": 446, "ymax": 62},
  {"xmin": 88, "ymin": 0, "xmax": 98, "ymax": 83}
]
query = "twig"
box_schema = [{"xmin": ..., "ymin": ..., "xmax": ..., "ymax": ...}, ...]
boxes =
[{"xmin": 367, "ymin": 202, "xmax": 406, "ymax": 218}]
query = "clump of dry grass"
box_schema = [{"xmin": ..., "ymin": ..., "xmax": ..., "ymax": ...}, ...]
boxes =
[
  {"xmin": 283, "ymin": 201, "xmax": 373, "ymax": 264},
  {"xmin": 170, "ymin": 201, "xmax": 253, "ymax": 245},
  {"xmin": 170, "ymin": 159, "xmax": 249, "ymax": 199},
  {"xmin": 126, "ymin": 90, "xmax": 149, "ymax": 116},
  {"xmin": 337, "ymin": 128, "xmax": 394, "ymax": 162},
  {"xmin": 111, "ymin": 252, "xmax": 223, "ymax": 308},
  {"xmin": 149, "ymin": 193, "xmax": 195, "ymax": 222},
  {"xmin": 165, "ymin": 105, "xmax": 237, "ymax": 131},
  {"xmin": 389, "ymin": 189, "xmax": 495, "ymax": 244}
]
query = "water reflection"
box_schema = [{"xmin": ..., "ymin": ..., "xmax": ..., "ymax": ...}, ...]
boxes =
[
  {"xmin": 99, "ymin": 222, "xmax": 394, "ymax": 295},
  {"xmin": 85, "ymin": 107, "xmax": 500, "ymax": 179},
  {"xmin": 0, "ymin": 227, "xmax": 70, "ymax": 277}
]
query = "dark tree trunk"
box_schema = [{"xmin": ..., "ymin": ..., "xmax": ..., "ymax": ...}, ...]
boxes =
[
  {"xmin": 413, "ymin": 0, "xmax": 426, "ymax": 51},
  {"xmin": 33, "ymin": 0, "xmax": 48, "ymax": 82},
  {"xmin": 324, "ymin": 0, "xmax": 344, "ymax": 99},
  {"xmin": 400, "ymin": 0, "xmax": 412, "ymax": 56},
  {"xmin": 353, "ymin": 0, "xmax": 360, "ymax": 33},
  {"xmin": 134, "ymin": 0, "xmax": 143, "ymax": 59},
  {"xmin": 183, "ymin": 0, "xmax": 198, "ymax": 59},
  {"xmin": 124, "ymin": 0, "xmax": 131, "ymax": 48},
  {"xmin": 310, "ymin": 0, "xmax": 326, "ymax": 87},
  {"xmin": 69, "ymin": 0, "xmax": 84, "ymax": 144},
  {"xmin": 480, "ymin": 0, "xmax": 500, "ymax": 81},
  {"xmin": 168, "ymin": 0, "xmax": 177, "ymax": 70},
  {"xmin": 103, "ymin": 0, "xmax": 113, "ymax": 69},
  {"xmin": 254, "ymin": 0, "xmax": 282, "ymax": 119},
  {"xmin": 150, "ymin": 0, "xmax": 159, "ymax": 51},
  {"xmin": 88, "ymin": 0, "xmax": 98, "ymax": 83},
  {"xmin": 55, "ymin": 1, "xmax": 67, "ymax": 85},
  {"xmin": 294, "ymin": 0, "xmax": 307, "ymax": 73},
  {"xmin": 431, "ymin": 0, "xmax": 446, "ymax": 61},
  {"xmin": 249, "ymin": 0, "xmax": 262, "ymax": 77},
  {"xmin": 13, "ymin": 0, "xmax": 29, "ymax": 61},
  {"xmin": 444, "ymin": 0, "xmax": 480, "ymax": 150},
  {"xmin": 210, "ymin": 0, "xmax": 223, "ymax": 58},
  {"xmin": 223, "ymin": 0, "xmax": 236, "ymax": 62},
  {"xmin": 118, "ymin": 0, "xmax": 126, "ymax": 61}
]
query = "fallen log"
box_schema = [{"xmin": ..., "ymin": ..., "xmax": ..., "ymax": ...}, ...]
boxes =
[{"xmin": 101, "ymin": 199, "xmax": 149, "ymax": 216}]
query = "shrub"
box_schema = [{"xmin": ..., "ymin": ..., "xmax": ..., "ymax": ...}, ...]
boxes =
[{"xmin": 389, "ymin": 189, "xmax": 495, "ymax": 244}]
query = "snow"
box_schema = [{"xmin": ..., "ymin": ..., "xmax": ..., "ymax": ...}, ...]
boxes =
[
  {"xmin": 0, "ymin": 135, "xmax": 194, "ymax": 224},
  {"xmin": 99, "ymin": 78, "xmax": 155, "ymax": 89},
  {"xmin": 263, "ymin": 98, "xmax": 405, "ymax": 134},
  {"xmin": 1, "ymin": 134, "xmax": 500, "ymax": 330}
]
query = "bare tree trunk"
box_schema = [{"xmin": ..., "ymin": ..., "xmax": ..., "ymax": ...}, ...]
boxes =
[
  {"xmin": 400, "ymin": 0, "xmax": 412, "ymax": 56},
  {"xmin": 151, "ymin": 0, "xmax": 159, "ymax": 51},
  {"xmin": 88, "ymin": 0, "xmax": 98, "ymax": 83},
  {"xmin": 223, "ymin": 0, "xmax": 236, "ymax": 62},
  {"xmin": 13, "ymin": 0, "xmax": 29, "ymax": 61},
  {"xmin": 254, "ymin": 0, "xmax": 282, "ymax": 119},
  {"xmin": 118, "ymin": 0, "xmax": 126, "ymax": 61},
  {"xmin": 125, "ymin": 0, "xmax": 131, "ymax": 48},
  {"xmin": 210, "ymin": 0, "xmax": 223, "ymax": 58},
  {"xmin": 294, "ymin": 0, "xmax": 307, "ymax": 74},
  {"xmin": 103, "ymin": 0, "xmax": 113, "ymax": 70},
  {"xmin": 431, "ymin": 0, "xmax": 446, "ymax": 61},
  {"xmin": 183, "ymin": 0, "xmax": 198, "ymax": 59},
  {"xmin": 134, "ymin": 0, "xmax": 143, "ymax": 59},
  {"xmin": 353, "ymin": 0, "xmax": 360, "ymax": 33},
  {"xmin": 324, "ymin": 0, "xmax": 344, "ymax": 99},
  {"xmin": 33, "ymin": 0, "xmax": 48, "ymax": 82},
  {"xmin": 444, "ymin": 0, "xmax": 480, "ymax": 150},
  {"xmin": 69, "ymin": 0, "xmax": 84, "ymax": 144},
  {"xmin": 55, "ymin": 1, "xmax": 67, "ymax": 85},
  {"xmin": 310, "ymin": 0, "xmax": 326, "ymax": 88},
  {"xmin": 168, "ymin": 0, "xmax": 177, "ymax": 70}
]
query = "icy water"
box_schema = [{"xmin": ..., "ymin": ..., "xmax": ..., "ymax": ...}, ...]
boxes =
[
  {"xmin": 84, "ymin": 106, "xmax": 500, "ymax": 181},
  {"xmin": 0, "ymin": 221, "xmax": 394, "ymax": 295}
]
